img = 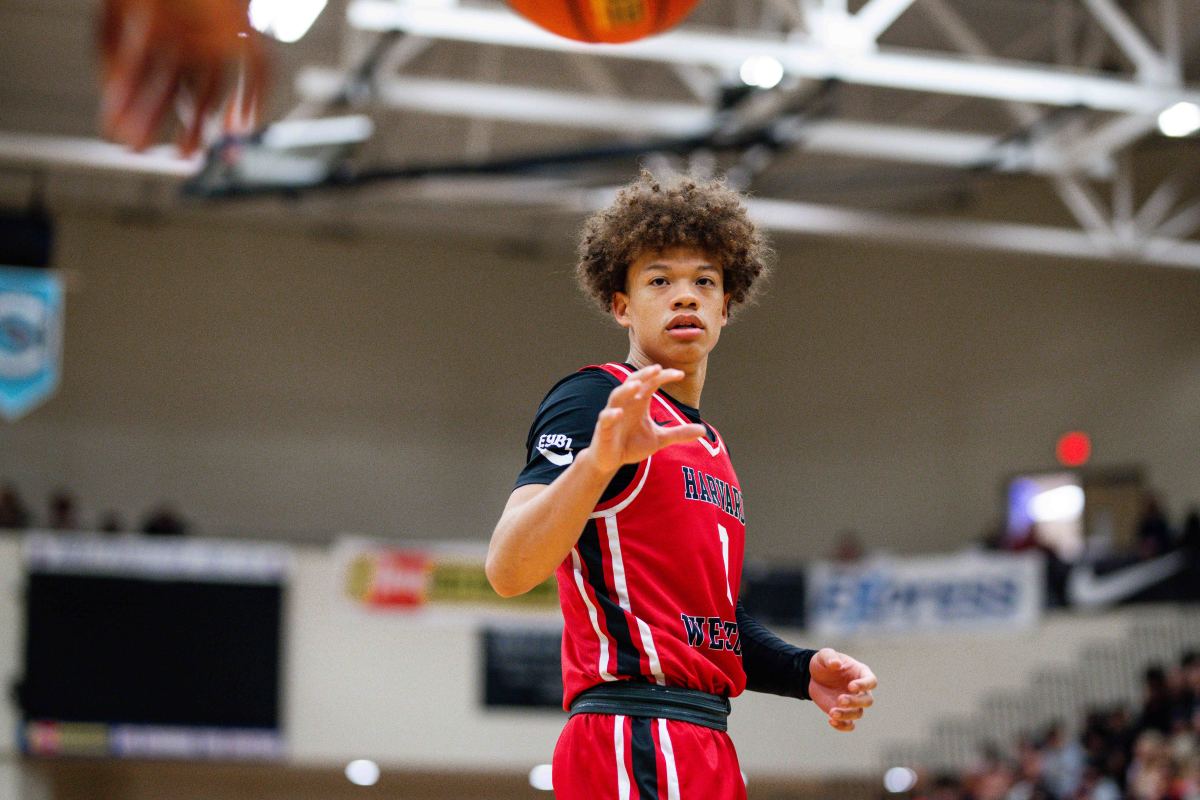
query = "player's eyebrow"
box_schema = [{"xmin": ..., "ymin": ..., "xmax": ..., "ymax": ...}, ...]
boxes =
[{"xmin": 644, "ymin": 262, "xmax": 718, "ymax": 272}]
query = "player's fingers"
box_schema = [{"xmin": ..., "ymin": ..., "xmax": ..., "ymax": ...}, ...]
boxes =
[
  {"xmin": 644, "ymin": 367, "xmax": 687, "ymax": 390},
  {"xmin": 598, "ymin": 408, "xmax": 623, "ymax": 426},
  {"xmin": 629, "ymin": 364, "xmax": 663, "ymax": 379},
  {"xmin": 179, "ymin": 64, "xmax": 222, "ymax": 156},
  {"xmin": 124, "ymin": 64, "xmax": 181, "ymax": 151},
  {"xmin": 102, "ymin": 11, "xmax": 157, "ymax": 137},
  {"xmin": 656, "ymin": 424, "xmax": 706, "ymax": 449},
  {"xmin": 831, "ymin": 707, "xmax": 864, "ymax": 721},
  {"xmin": 837, "ymin": 691, "xmax": 874, "ymax": 709},
  {"xmin": 828, "ymin": 717, "xmax": 855, "ymax": 732},
  {"xmin": 848, "ymin": 672, "xmax": 878, "ymax": 693},
  {"xmin": 607, "ymin": 383, "xmax": 649, "ymax": 416},
  {"xmin": 109, "ymin": 43, "xmax": 175, "ymax": 147},
  {"xmin": 605, "ymin": 378, "xmax": 640, "ymax": 405},
  {"xmin": 814, "ymin": 647, "xmax": 841, "ymax": 671},
  {"xmin": 227, "ymin": 42, "xmax": 267, "ymax": 135},
  {"xmin": 617, "ymin": 376, "xmax": 658, "ymax": 413}
]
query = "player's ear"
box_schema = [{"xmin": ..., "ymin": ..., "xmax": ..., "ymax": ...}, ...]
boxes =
[
  {"xmin": 612, "ymin": 291, "xmax": 633, "ymax": 329},
  {"xmin": 721, "ymin": 293, "xmax": 731, "ymax": 327}
]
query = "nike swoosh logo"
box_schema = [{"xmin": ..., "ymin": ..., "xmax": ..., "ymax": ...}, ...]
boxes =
[
  {"xmin": 537, "ymin": 447, "xmax": 574, "ymax": 466},
  {"xmin": 1067, "ymin": 550, "xmax": 1187, "ymax": 609}
]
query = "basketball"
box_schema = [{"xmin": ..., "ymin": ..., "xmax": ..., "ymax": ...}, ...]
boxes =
[{"xmin": 506, "ymin": 0, "xmax": 701, "ymax": 44}]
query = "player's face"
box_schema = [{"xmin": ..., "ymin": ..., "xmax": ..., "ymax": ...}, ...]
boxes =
[{"xmin": 611, "ymin": 246, "xmax": 730, "ymax": 369}]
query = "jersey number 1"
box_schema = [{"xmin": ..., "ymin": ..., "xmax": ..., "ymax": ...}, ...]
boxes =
[{"xmin": 717, "ymin": 523, "xmax": 732, "ymax": 604}]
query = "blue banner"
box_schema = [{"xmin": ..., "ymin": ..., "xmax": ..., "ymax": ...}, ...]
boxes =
[
  {"xmin": 807, "ymin": 552, "xmax": 1045, "ymax": 636},
  {"xmin": 0, "ymin": 267, "xmax": 63, "ymax": 421}
]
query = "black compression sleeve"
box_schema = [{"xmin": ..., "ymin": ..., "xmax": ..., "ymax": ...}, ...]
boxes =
[{"xmin": 737, "ymin": 599, "xmax": 817, "ymax": 701}]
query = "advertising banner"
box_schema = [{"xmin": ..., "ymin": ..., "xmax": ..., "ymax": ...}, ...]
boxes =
[
  {"xmin": 0, "ymin": 267, "xmax": 63, "ymax": 421},
  {"xmin": 807, "ymin": 551, "xmax": 1044, "ymax": 637},
  {"xmin": 336, "ymin": 538, "xmax": 558, "ymax": 613}
]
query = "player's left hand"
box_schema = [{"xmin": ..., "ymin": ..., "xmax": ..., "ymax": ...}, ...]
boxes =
[{"xmin": 807, "ymin": 647, "xmax": 877, "ymax": 732}]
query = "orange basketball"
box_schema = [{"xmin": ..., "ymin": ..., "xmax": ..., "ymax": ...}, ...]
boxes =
[{"xmin": 506, "ymin": 0, "xmax": 701, "ymax": 44}]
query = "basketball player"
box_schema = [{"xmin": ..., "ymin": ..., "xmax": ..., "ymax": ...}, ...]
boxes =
[{"xmin": 487, "ymin": 172, "xmax": 877, "ymax": 799}]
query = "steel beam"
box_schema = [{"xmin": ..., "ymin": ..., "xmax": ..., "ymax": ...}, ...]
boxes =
[
  {"xmin": 296, "ymin": 69, "xmax": 713, "ymax": 136},
  {"xmin": 0, "ymin": 133, "xmax": 198, "ymax": 177},
  {"xmin": 346, "ymin": 1, "xmax": 1200, "ymax": 114},
  {"xmin": 1079, "ymin": 0, "xmax": 1169, "ymax": 80},
  {"xmin": 4, "ymin": 131, "xmax": 1196, "ymax": 271},
  {"xmin": 740, "ymin": 196, "xmax": 1200, "ymax": 270},
  {"xmin": 1057, "ymin": 113, "xmax": 1158, "ymax": 173},
  {"xmin": 295, "ymin": 69, "xmax": 1106, "ymax": 176},
  {"xmin": 560, "ymin": 187, "xmax": 1200, "ymax": 270}
]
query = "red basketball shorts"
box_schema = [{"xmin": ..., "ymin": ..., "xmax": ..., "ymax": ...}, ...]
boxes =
[{"xmin": 552, "ymin": 712, "xmax": 746, "ymax": 800}]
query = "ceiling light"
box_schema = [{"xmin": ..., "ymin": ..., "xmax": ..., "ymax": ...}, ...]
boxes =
[
  {"xmin": 884, "ymin": 767, "xmax": 918, "ymax": 793},
  {"xmin": 345, "ymin": 759, "xmax": 380, "ymax": 786},
  {"xmin": 528, "ymin": 764, "xmax": 553, "ymax": 791},
  {"xmin": 739, "ymin": 56, "xmax": 784, "ymax": 90},
  {"xmin": 249, "ymin": 0, "xmax": 328, "ymax": 43},
  {"xmin": 1158, "ymin": 101, "xmax": 1200, "ymax": 137}
]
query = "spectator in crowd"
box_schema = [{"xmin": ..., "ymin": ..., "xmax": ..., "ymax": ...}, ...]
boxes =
[
  {"xmin": 1126, "ymin": 730, "xmax": 1171, "ymax": 800},
  {"xmin": 1136, "ymin": 493, "xmax": 1173, "ymax": 559},
  {"xmin": 1072, "ymin": 764, "xmax": 1121, "ymax": 800},
  {"xmin": 967, "ymin": 742, "xmax": 1016, "ymax": 800},
  {"xmin": 1142, "ymin": 665, "xmax": 1176, "ymax": 734},
  {"xmin": 1171, "ymin": 753, "xmax": 1199, "ymax": 800},
  {"xmin": 98, "ymin": 511, "xmax": 124, "ymax": 533},
  {"xmin": 832, "ymin": 528, "xmax": 866, "ymax": 564},
  {"xmin": 1041, "ymin": 721, "xmax": 1086, "ymax": 799},
  {"xmin": 48, "ymin": 490, "xmax": 79, "ymax": 530},
  {"xmin": 0, "ymin": 482, "xmax": 31, "ymax": 530},
  {"xmin": 1183, "ymin": 509, "xmax": 1200, "ymax": 556},
  {"xmin": 141, "ymin": 504, "xmax": 187, "ymax": 536},
  {"xmin": 915, "ymin": 773, "xmax": 970, "ymax": 800},
  {"xmin": 1007, "ymin": 734, "xmax": 1054, "ymax": 800},
  {"xmin": 924, "ymin": 651, "xmax": 1200, "ymax": 800},
  {"xmin": 1180, "ymin": 652, "xmax": 1200, "ymax": 725}
]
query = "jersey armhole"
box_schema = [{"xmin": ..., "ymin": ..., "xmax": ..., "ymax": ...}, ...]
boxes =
[{"xmin": 589, "ymin": 457, "xmax": 651, "ymax": 517}]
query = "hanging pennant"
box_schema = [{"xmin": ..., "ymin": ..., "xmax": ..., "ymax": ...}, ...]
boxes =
[{"xmin": 0, "ymin": 267, "xmax": 63, "ymax": 421}]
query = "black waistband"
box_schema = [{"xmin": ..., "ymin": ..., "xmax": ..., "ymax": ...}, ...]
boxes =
[{"xmin": 568, "ymin": 682, "xmax": 731, "ymax": 732}]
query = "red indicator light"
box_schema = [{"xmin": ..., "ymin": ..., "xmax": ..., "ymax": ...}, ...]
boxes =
[{"xmin": 1056, "ymin": 431, "xmax": 1091, "ymax": 467}]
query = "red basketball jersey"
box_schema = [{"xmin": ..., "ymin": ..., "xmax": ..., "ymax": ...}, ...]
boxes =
[{"xmin": 556, "ymin": 363, "xmax": 747, "ymax": 708}]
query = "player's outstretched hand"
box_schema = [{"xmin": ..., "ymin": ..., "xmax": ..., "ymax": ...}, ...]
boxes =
[
  {"xmin": 807, "ymin": 647, "xmax": 877, "ymax": 732},
  {"xmin": 588, "ymin": 364, "xmax": 706, "ymax": 474},
  {"xmin": 100, "ymin": 0, "xmax": 266, "ymax": 155}
]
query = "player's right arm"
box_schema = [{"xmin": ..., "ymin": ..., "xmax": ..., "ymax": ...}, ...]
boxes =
[{"xmin": 486, "ymin": 364, "xmax": 705, "ymax": 598}]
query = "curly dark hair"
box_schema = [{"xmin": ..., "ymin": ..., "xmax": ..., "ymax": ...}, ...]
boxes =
[{"xmin": 576, "ymin": 170, "xmax": 771, "ymax": 314}]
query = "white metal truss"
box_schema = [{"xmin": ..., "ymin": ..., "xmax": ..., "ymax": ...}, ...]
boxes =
[
  {"xmin": 2, "ymin": 0, "xmax": 1199, "ymax": 270},
  {"xmin": 291, "ymin": 0, "xmax": 1200, "ymax": 269},
  {"xmin": 0, "ymin": 134, "xmax": 199, "ymax": 177},
  {"xmin": 344, "ymin": 1, "xmax": 1198, "ymax": 114}
]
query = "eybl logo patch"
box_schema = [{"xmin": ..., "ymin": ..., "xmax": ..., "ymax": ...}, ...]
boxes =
[{"xmin": 536, "ymin": 433, "xmax": 574, "ymax": 466}]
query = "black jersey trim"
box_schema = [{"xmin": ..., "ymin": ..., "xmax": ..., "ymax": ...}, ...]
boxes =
[
  {"xmin": 578, "ymin": 518, "xmax": 646, "ymax": 681},
  {"xmin": 630, "ymin": 716, "xmax": 661, "ymax": 800}
]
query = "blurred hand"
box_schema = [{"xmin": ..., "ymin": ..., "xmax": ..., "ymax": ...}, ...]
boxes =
[
  {"xmin": 808, "ymin": 647, "xmax": 878, "ymax": 732},
  {"xmin": 100, "ymin": 0, "xmax": 267, "ymax": 155}
]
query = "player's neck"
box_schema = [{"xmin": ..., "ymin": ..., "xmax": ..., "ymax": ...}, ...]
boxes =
[{"xmin": 625, "ymin": 350, "xmax": 706, "ymax": 408}]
